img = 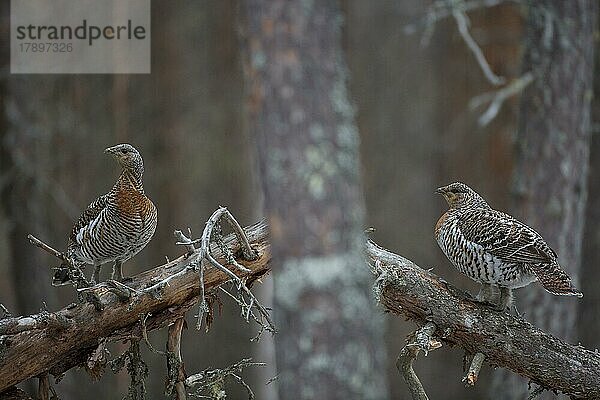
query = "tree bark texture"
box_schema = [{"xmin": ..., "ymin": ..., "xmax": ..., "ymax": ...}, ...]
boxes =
[
  {"xmin": 239, "ymin": 1, "xmax": 388, "ymax": 399},
  {"xmin": 368, "ymin": 239, "xmax": 600, "ymax": 399},
  {"xmin": 0, "ymin": 221, "xmax": 270, "ymax": 393},
  {"xmin": 494, "ymin": 1, "xmax": 598, "ymax": 398}
]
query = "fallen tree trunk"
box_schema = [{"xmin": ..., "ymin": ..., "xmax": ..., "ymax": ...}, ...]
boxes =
[
  {"xmin": 0, "ymin": 220, "xmax": 271, "ymax": 393},
  {"xmin": 367, "ymin": 239, "xmax": 600, "ymax": 398}
]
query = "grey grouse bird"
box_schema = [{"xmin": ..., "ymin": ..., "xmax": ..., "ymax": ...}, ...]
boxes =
[
  {"xmin": 62, "ymin": 144, "xmax": 157, "ymax": 284},
  {"xmin": 435, "ymin": 182, "xmax": 582, "ymax": 310}
]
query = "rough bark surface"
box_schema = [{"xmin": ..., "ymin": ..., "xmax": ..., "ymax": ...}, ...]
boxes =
[
  {"xmin": 495, "ymin": 1, "xmax": 598, "ymax": 398},
  {"xmin": 240, "ymin": 1, "xmax": 388, "ymax": 399},
  {"xmin": 0, "ymin": 221, "xmax": 271, "ymax": 393},
  {"xmin": 368, "ymin": 239, "xmax": 600, "ymax": 399}
]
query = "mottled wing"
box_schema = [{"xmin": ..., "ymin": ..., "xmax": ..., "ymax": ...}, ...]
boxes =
[
  {"xmin": 69, "ymin": 194, "xmax": 109, "ymax": 246},
  {"xmin": 457, "ymin": 208, "xmax": 556, "ymax": 265}
]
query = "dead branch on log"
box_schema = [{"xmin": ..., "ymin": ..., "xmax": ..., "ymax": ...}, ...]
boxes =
[
  {"xmin": 463, "ymin": 352, "xmax": 485, "ymax": 386},
  {"xmin": 169, "ymin": 207, "xmax": 270, "ymax": 333},
  {"xmin": 0, "ymin": 216, "xmax": 272, "ymax": 396},
  {"xmin": 184, "ymin": 358, "xmax": 265, "ymax": 400},
  {"xmin": 396, "ymin": 321, "xmax": 441, "ymax": 400},
  {"xmin": 367, "ymin": 239, "xmax": 600, "ymax": 398},
  {"xmin": 165, "ymin": 318, "xmax": 186, "ymax": 399}
]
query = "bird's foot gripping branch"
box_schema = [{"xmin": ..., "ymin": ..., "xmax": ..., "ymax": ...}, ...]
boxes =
[
  {"xmin": 1, "ymin": 209, "xmax": 274, "ymax": 399},
  {"xmin": 366, "ymin": 239, "xmax": 600, "ymax": 400}
]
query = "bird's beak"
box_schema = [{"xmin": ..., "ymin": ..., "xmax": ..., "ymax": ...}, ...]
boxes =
[
  {"xmin": 104, "ymin": 146, "xmax": 116, "ymax": 155},
  {"xmin": 435, "ymin": 187, "xmax": 445, "ymax": 195}
]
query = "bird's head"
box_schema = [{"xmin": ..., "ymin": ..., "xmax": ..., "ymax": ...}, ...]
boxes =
[
  {"xmin": 105, "ymin": 144, "xmax": 143, "ymax": 172},
  {"xmin": 436, "ymin": 182, "xmax": 487, "ymax": 209}
]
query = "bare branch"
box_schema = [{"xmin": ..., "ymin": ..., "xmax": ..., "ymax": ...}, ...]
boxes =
[
  {"xmin": 404, "ymin": 0, "xmax": 519, "ymax": 39},
  {"xmin": 170, "ymin": 208, "xmax": 271, "ymax": 334},
  {"xmin": 404, "ymin": 0, "xmax": 529, "ymax": 126},
  {"xmin": 184, "ymin": 358, "xmax": 265, "ymax": 400},
  {"xmin": 165, "ymin": 318, "xmax": 186, "ymax": 400},
  {"xmin": 396, "ymin": 322, "xmax": 440, "ymax": 400},
  {"xmin": 469, "ymin": 72, "xmax": 534, "ymax": 126},
  {"xmin": 368, "ymin": 239, "xmax": 600, "ymax": 398},
  {"xmin": 26, "ymin": 235, "xmax": 66, "ymax": 263},
  {"xmin": 174, "ymin": 230, "xmax": 196, "ymax": 255},
  {"xmin": 140, "ymin": 314, "xmax": 166, "ymax": 356},
  {"xmin": 27, "ymin": 234, "xmax": 92, "ymax": 289},
  {"xmin": 0, "ymin": 304, "xmax": 10, "ymax": 319},
  {"xmin": 451, "ymin": 8, "xmax": 505, "ymax": 86},
  {"xmin": 463, "ymin": 352, "xmax": 485, "ymax": 386}
]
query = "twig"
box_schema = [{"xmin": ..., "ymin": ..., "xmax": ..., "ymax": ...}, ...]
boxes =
[
  {"xmin": 175, "ymin": 230, "xmax": 196, "ymax": 255},
  {"xmin": 140, "ymin": 314, "xmax": 166, "ymax": 356},
  {"xmin": 403, "ymin": 0, "xmax": 527, "ymax": 126},
  {"xmin": 220, "ymin": 209, "xmax": 258, "ymax": 261},
  {"xmin": 452, "ymin": 8, "xmax": 505, "ymax": 86},
  {"xmin": 0, "ymin": 304, "xmax": 11, "ymax": 319},
  {"xmin": 469, "ymin": 72, "xmax": 534, "ymax": 126},
  {"xmin": 396, "ymin": 322, "xmax": 441, "ymax": 400},
  {"xmin": 28, "ymin": 234, "xmax": 92, "ymax": 289},
  {"xmin": 171, "ymin": 208, "xmax": 272, "ymax": 335},
  {"xmin": 185, "ymin": 358, "xmax": 265, "ymax": 400},
  {"xmin": 199, "ymin": 207, "xmax": 253, "ymax": 271},
  {"xmin": 27, "ymin": 234, "xmax": 67, "ymax": 263},
  {"xmin": 103, "ymin": 280, "xmax": 140, "ymax": 300},
  {"xmin": 463, "ymin": 352, "xmax": 485, "ymax": 386},
  {"xmin": 404, "ymin": 0, "xmax": 518, "ymax": 38}
]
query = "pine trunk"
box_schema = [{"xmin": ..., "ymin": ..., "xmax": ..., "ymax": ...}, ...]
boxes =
[
  {"xmin": 492, "ymin": 1, "xmax": 598, "ymax": 398},
  {"xmin": 239, "ymin": 1, "xmax": 389, "ymax": 399}
]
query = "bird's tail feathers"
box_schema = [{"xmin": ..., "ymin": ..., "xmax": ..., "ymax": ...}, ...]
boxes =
[{"xmin": 532, "ymin": 261, "xmax": 583, "ymax": 298}]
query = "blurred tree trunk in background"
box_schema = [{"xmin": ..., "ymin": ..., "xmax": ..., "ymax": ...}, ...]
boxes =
[
  {"xmin": 346, "ymin": 1, "xmax": 523, "ymax": 397},
  {"xmin": 240, "ymin": 1, "xmax": 388, "ymax": 399},
  {"xmin": 579, "ymin": 11, "xmax": 600, "ymax": 352},
  {"xmin": 0, "ymin": 2, "xmax": 59, "ymax": 316},
  {"xmin": 492, "ymin": 1, "xmax": 598, "ymax": 398},
  {"xmin": 0, "ymin": 0, "xmax": 15, "ymax": 311}
]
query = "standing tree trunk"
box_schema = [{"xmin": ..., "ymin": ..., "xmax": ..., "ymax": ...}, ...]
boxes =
[
  {"xmin": 239, "ymin": 1, "xmax": 388, "ymax": 399},
  {"xmin": 492, "ymin": 1, "xmax": 597, "ymax": 398},
  {"xmin": 579, "ymin": 6, "xmax": 600, "ymax": 352}
]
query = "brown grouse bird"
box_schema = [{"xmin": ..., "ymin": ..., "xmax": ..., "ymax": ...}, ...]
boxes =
[
  {"xmin": 435, "ymin": 182, "xmax": 582, "ymax": 310},
  {"xmin": 62, "ymin": 144, "xmax": 157, "ymax": 284}
]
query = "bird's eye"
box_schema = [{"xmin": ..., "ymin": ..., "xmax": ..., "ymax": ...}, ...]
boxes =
[{"xmin": 121, "ymin": 149, "xmax": 128, "ymax": 154}]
